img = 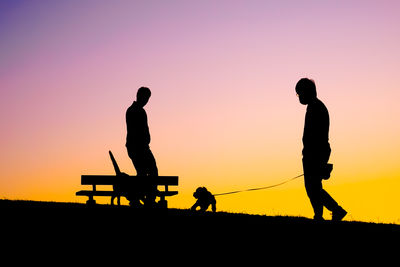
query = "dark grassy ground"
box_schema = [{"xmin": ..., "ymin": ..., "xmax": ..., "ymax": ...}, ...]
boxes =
[{"xmin": 1, "ymin": 199, "xmax": 398, "ymax": 261}]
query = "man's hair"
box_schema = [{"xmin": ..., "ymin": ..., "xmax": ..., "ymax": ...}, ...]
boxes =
[
  {"xmin": 137, "ymin": 86, "xmax": 151, "ymax": 98},
  {"xmin": 295, "ymin": 78, "xmax": 317, "ymax": 98}
]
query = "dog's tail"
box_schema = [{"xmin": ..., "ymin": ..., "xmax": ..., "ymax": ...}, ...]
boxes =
[{"xmin": 109, "ymin": 150, "xmax": 122, "ymax": 176}]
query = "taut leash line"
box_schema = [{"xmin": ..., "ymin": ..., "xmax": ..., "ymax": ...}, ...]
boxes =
[{"xmin": 214, "ymin": 174, "xmax": 304, "ymax": 197}]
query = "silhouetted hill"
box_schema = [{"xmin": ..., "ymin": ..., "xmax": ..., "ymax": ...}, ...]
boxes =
[{"xmin": 1, "ymin": 199, "xmax": 398, "ymax": 260}]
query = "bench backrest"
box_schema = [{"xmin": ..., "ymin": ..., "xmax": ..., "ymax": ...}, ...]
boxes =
[{"xmin": 81, "ymin": 175, "xmax": 178, "ymax": 186}]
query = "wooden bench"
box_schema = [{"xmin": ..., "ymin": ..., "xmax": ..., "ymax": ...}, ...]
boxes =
[{"xmin": 76, "ymin": 175, "xmax": 178, "ymax": 208}]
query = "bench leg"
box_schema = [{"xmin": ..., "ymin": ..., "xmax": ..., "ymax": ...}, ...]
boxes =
[
  {"xmin": 111, "ymin": 195, "xmax": 121, "ymax": 206},
  {"xmin": 86, "ymin": 196, "xmax": 96, "ymax": 206}
]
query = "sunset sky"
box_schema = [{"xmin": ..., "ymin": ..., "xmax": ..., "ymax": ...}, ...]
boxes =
[{"xmin": 1, "ymin": 0, "xmax": 399, "ymax": 223}]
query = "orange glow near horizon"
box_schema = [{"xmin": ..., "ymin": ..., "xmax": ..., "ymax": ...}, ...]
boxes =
[{"xmin": 1, "ymin": 1, "xmax": 399, "ymax": 224}]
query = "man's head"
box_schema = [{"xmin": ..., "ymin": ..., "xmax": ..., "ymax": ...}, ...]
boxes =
[
  {"xmin": 295, "ymin": 78, "xmax": 317, "ymax": 105},
  {"xmin": 136, "ymin": 87, "xmax": 151, "ymax": 107}
]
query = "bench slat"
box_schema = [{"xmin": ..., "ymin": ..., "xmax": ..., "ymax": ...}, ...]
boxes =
[
  {"xmin": 76, "ymin": 190, "xmax": 115, "ymax": 196},
  {"xmin": 76, "ymin": 190, "xmax": 178, "ymax": 197},
  {"xmin": 158, "ymin": 191, "xmax": 178, "ymax": 196},
  {"xmin": 81, "ymin": 175, "xmax": 178, "ymax": 186}
]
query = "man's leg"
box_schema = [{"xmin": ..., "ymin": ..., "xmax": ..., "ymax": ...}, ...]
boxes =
[
  {"xmin": 127, "ymin": 148, "xmax": 147, "ymax": 176},
  {"xmin": 143, "ymin": 149, "xmax": 158, "ymax": 206},
  {"xmin": 303, "ymin": 158, "xmax": 324, "ymax": 219},
  {"xmin": 321, "ymin": 189, "xmax": 339, "ymax": 212},
  {"xmin": 127, "ymin": 148, "xmax": 146, "ymax": 206},
  {"xmin": 303, "ymin": 150, "xmax": 346, "ymax": 221},
  {"xmin": 304, "ymin": 174, "xmax": 324, "ymax": 220},
  {"xmin": 145, "ymin": 148, "xmax": 158, "ymax": 176},
  {"xmin": 319, "ymin": 150, "xmax": 347, "ymax": 220},
  {"xmin": 304, "ymin": 174, "xmax": 346, "ymax": 221},
  {"xmin": 321, "ymin": 189, "xmax": 347, "ymax": 221}
]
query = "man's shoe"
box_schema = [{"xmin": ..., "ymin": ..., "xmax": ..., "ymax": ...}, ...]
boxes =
[
  {"xmin": 313, "ymin": 215, "xmax": 325, "ymax": 221},
  {"xmin": 332, "ymin": 207, "xmax": 347, "ymax": 221},
  {"xmin": 129, "ymin": 200, "xmax": 143, "ymax": 208}
]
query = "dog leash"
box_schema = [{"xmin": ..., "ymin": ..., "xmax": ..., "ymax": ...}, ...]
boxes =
[{"xmin": 214, "ymin": 173, "xmax": 304, "ymax": 197}]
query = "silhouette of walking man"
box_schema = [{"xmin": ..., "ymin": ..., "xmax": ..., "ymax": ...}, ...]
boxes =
[
  {"xmin": 295, "ymin": 78, "xmax": 347, "ymax": 221},
  {"xmin": 126, "ymin": 87, "xmax": 158, "ymax": 207}
]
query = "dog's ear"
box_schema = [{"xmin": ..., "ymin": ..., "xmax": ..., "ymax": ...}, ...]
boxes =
[{"xmin": 193, "ymin": 187, "xmax": 202, "ymax": 198}]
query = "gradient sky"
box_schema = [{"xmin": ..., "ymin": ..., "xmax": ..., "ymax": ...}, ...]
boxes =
[{"xmin": 1, "ymin": 0, "xmax": 399, "ymax": 223}]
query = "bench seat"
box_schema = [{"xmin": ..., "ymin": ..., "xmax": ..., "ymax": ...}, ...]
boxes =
[
  {"xmin": 76, "ymin": 190, "xmax": 115, "ymax": 196},
  {"xmin": 76, "ymin": 175, "xmax": 178, "ymax": 208},
  {"xmin": 76, "ymin": 190, "xmax": 178, "ymax": 197}
]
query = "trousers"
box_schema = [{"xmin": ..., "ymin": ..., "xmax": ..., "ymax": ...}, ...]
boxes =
[
  {"xmin": 302, "ymin": 148, "xmax": 339, "ymax": 218},
  {"xmin": 127, "ymin": 146, "xmax": 158, "ymax": 204},
  {"xmin": 127, "ymin": 146, "xmax": 158, "ymax": 176}
]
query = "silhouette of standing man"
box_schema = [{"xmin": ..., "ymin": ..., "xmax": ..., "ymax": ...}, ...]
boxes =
[
  {"xmin": 295, "ymin": 78, "xmax": 347, "ymax": 221},
  {"xmin": 126, "ymin": 87, "xmax": 158, "ymax": 206}
]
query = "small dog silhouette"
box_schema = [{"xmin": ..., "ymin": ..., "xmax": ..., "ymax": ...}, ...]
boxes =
[
  {"xmin": 111, "ymin": 172, "xmax": 146, "ymax": 207},
  {"xmin": 191, "ymin": 187, "xmax": 216, "ymax": 212},
  {"xmin": 111, "ymin": 172, "xmax": 130, "ymax": 205},
  {"xmin": 109, "ymin": 150, "xmax": 144, "ymax": 206}
]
